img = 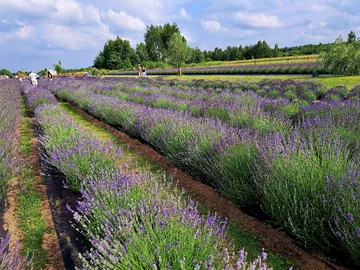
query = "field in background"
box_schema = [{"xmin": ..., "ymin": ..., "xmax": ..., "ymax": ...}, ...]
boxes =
[
  {"xmin": 162, "ymin": 75, "xmax": 360, "ymax": 89},
  {"xmin": 184, "ymin": 54, "xmax": 319, "ymax": 68}
]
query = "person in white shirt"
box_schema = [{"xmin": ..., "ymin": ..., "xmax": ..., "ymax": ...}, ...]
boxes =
[{"xmin": 29, "ymin": 71, "xmax": 38, "ymax": 86}]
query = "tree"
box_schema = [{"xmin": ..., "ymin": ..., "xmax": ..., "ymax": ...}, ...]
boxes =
[
  {"xmin": 187, "ymin": 47, "xmax": 204, "ymax": 64},
  {"xmin": 144, "ymin": 23, "xmax": 182, "ymax": 62},
  {"xmin": 144, "ymin": 25, "xmax": 164, "ymax": 62},
  {"xmin": 319, "ymin": 36, "xmax": 360, "ymax": 75},
  {"xmin": 136, "ymin": 43, "xmax": 149, "ymax": 63},
  {"xmin": 347, "ymin": 31, "xmax": 357, "ymax": 43},
  {"xmin": 0, "ymin": 69, "xmax": 12, "ymax": 76},
  {"xmin": 53, "ymin": 60, "xmax": 63, "ymax": 74},
  {"xmin": 167, "ymin": 32, "xmax": 189, "ymax": 75},
  {"xmin": 93, "ymin": 51, "xmax": 105, "ymax": 68},
  {"xmin": 93, "ymin": 36, "xmax": 137, "ymax": 70},
  {"xmin": 273, "ymin": 43, "xmax": 280, "ymax": 57}
]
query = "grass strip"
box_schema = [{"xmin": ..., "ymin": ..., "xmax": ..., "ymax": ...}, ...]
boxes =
[
  {"xmin": 60, "ymin": 102, "xmax": 293, "ymax": 269},
  {"xmin": 18, "ymin": 97, "xmax": 49, "ymax": 269}
]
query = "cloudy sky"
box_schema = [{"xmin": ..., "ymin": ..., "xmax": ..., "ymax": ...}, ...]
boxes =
[{"xmin": 0, "ymin": 0, "xmax": 359, "ymax": 72}]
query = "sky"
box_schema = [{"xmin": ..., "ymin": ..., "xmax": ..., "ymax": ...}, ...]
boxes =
[{"xmin": 0, "ymin": 0, "xmax": 359, "ymax": 72}]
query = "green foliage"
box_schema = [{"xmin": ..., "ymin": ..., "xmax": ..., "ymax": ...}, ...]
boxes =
[
  {"xmin": 187, "ymin": 47, "xmax": 204, "ymax": 64},
  {"xmin": 167, "ymin": 32, "xmax": 189, "ymax": 75},
  {"xmin": 347, "ymin": 31, "xmax": 357, "ymax": 43},
  {"xmin": 135, "ymin": 42, "xmax": 149, "ymax": 63},
  {"xmin": 53, "ymin": 60, "xmax": 63, "ymax": 74},
  {"xmin": 0, "ymin": 69, "xmax": 12, "ymax": 76},
  {"xmin": 93, "ymin": 36, "xmax": 138, "ymax": 70},
  {"xmin": 144, "ymin": 23, "xmax": 181, "ymax": 62},
  {"xmin": 319, "ymin": 36, "xmax": 360, "ymax": 75}
]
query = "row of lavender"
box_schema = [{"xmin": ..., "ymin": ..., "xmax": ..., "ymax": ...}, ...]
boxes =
[
  {"xmin": 40, "ymin": 77, "xmax": 360, "ymax": 266},
  {"xmin": 0, "ymin": 81, "xmax": 32, "ymax": 269},
  {"xmin": 110, "ymin": 62, "xmax": 324, "ymax": 75},
  {"xmin": 22, "ymin": 82, "xmax": 271, "ymax": 269}
]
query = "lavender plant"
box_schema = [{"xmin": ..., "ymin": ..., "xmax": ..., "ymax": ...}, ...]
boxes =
[
  {"xmin": 255, "ymin": 131, "xmax": 354, "ymax": 249},
  {"xmin": 71, "ymin": 171, "xmax": 272, "ymax": 270},
  {"xmin": 325, "ymin": 165, "xmax": 360, "ymax": 264},
  {"xmin": 0, "ymin": 236, "xmax": 33, "ymax": 269},
  {"xmin": 0, "ymin": 80, "xmax": 21, "ymax": 193},
  {"xmin": 35, "ymin": 105, "xmax": 122, "ymax": 191},
  {"xmin": 21, "ymin": 82, "xmax": 57, "ymax": 113}
]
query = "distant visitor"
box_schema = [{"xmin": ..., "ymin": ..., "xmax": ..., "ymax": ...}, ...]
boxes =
[{"xmin": 28, "ymin": 71, "xmax": 38, "ymax": 86}]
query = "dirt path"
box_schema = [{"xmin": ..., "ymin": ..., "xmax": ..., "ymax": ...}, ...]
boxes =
[
  {"xmin": 66, "ymin": 103, "xmax": 348, "ymax": 270},
  {"xmin": 39, "ymin": 161, "xmax": 88, "ymax": 270}
]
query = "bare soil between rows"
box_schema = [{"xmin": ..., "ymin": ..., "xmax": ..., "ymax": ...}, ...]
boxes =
[
  {"xmin": 66, "ymin": 103, "xmax": 350, "ymax": 270},
  {"xmin": 36, "ymin": 129, "xmax": 88, "ymax": 270}
]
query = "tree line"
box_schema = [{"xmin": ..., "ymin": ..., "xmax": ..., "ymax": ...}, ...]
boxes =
[{"xmin": 93, "ymin": 23, "xmax": 360, "ymax": 71}]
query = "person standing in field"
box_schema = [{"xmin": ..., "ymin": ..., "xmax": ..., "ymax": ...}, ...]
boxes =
[
  {"xmin": 142, "ymin": 66, "xmax": 146, "ymax": 78},
  {"xmin": 47, "ymin": 71, "xmax": 53, "ymax": 82},
  {"xmin": 137, "ymin": 64, "xmax": 142, "ymax": 77},
  {"xmin": 29, "ymin": 71, "xmax": 38, "ymax": 86}
]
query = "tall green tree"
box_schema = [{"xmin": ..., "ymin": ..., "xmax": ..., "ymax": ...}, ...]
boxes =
[
  {"xmin": 167, "ymin": 32, "xmax": 189, "ymax": 75},
  {"xmin": 144, "ymin": 23, "xmax": 181, "ymax": 62},
  {"xmin": 136, "ymin": 43, "xmax": 149, "ymax": 63},
  {"xmin": 319, "ymin": 36, "xmax": 360, "ymax": 75},
  {"xmin": 93, "ymin": 36, "xmax": 137, "ymax": 70},
  {"xmin": 273, "ymin": 43, "xmax": 280, "ymax": 57},
  {"xmin": 348, "ymin": 31, "xmax": 357, "ymax": 43},
  {"xmin": 144, "ymin": 25, "xmax": 164, "ymax": 61},
  {"xmin": 93, "ymin": 51, "xmax": 105, "ymax": 68}
]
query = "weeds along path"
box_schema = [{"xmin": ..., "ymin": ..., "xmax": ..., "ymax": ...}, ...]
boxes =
[
  {"xmin": 62, "ymin": 102, "xmax": 345, "ymax": 270},
  {"xmin": 20, "ymin": 98, "xmax": 65, "ymax": 269}
]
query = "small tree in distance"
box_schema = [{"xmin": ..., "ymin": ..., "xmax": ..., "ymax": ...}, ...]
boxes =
[
  {"xmin": 167, "ymin": 32, "xmax": 189, "ymax": 75},
  {"xmin": 53, "ymin": 60, "xmax": 63, "ymax": 74}
]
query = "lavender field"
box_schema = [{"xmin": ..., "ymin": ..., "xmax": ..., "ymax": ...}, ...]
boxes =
[
  {"xmin": 12, "ymin": 79, "xmax": 279, "ymax": 269},
  {"xmin": 110, "ymin": 62, "xmax": 325, "ymax": 76},
  {"xmin": 1, "ymin": 76, "xmax": 359, "ymax": 269},
  {"xmin": 38, "ymin": 76, "xmax": 360, "ymax": 267}
]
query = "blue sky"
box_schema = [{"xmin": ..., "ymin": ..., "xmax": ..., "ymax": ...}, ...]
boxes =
[{"xmin": 0, "ymin": 0, "xmax": 359, "ymax": 72}]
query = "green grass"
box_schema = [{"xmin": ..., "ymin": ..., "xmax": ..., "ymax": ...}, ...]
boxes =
[
  {"xmin": 227, "ymin": 223, "xmax": 293, "ymax": 269},
  {"xmin": 162, "ymin": 75, "xmax": 360, "ymax": 90},
  {"xmin": 60, "ymin": 103, "xmax": 294, "ymax": 269},
  {"xmin": 60, "ymin": 103, "xmax": 163, "ymax": 175},
  {"xmin": 18, "ymin": 97, "xmax": 49, "ymax": 269}
]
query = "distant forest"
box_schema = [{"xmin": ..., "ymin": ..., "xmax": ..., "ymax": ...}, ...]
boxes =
[{"xmin": 90, "ymin": 23, "xmax": 356, "ymax": 70}]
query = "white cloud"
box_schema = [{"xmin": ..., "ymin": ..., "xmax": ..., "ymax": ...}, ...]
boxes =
[
  {"xmin": 51, "ymin": 1, "xmax": 101, "ymax": 24},
  {"xmin": 110, "ymin": 0, "xmax": 165, "ymax": 22},
  {"xmin": 299, "ymin": 30, "xmax": 327, "ymax": 42},
  {"xmin": 234, "ymin": 12, "xmax": 288, "ymax": 28},
  {"xmin": 15, "ymin": 25, "xmax": 34, "ymax": 39},
  {"xmin": 180, "ymin": 8, "xmax": 189, "ymax": 18},
  {"xmin": 43, "ymin": 24, "xmax": 94, "ymax": 50},
  {"xmin": 86, "ymin": 21, "xmax": 116, "ymax": 41},
  {"xmin": 308, "ymin": 21, "xmax": 327, "ymax": 29},
  {"xmin": 104, "ymin": 9, "xmax": 146, "ymax": 32},
  {"xmin": 201, "ymin": 20, "xmax": 229, "ymax": 33},
  {"xmin": 311, "ymin": 4, "xmax": 330, "ymax": 12}
]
